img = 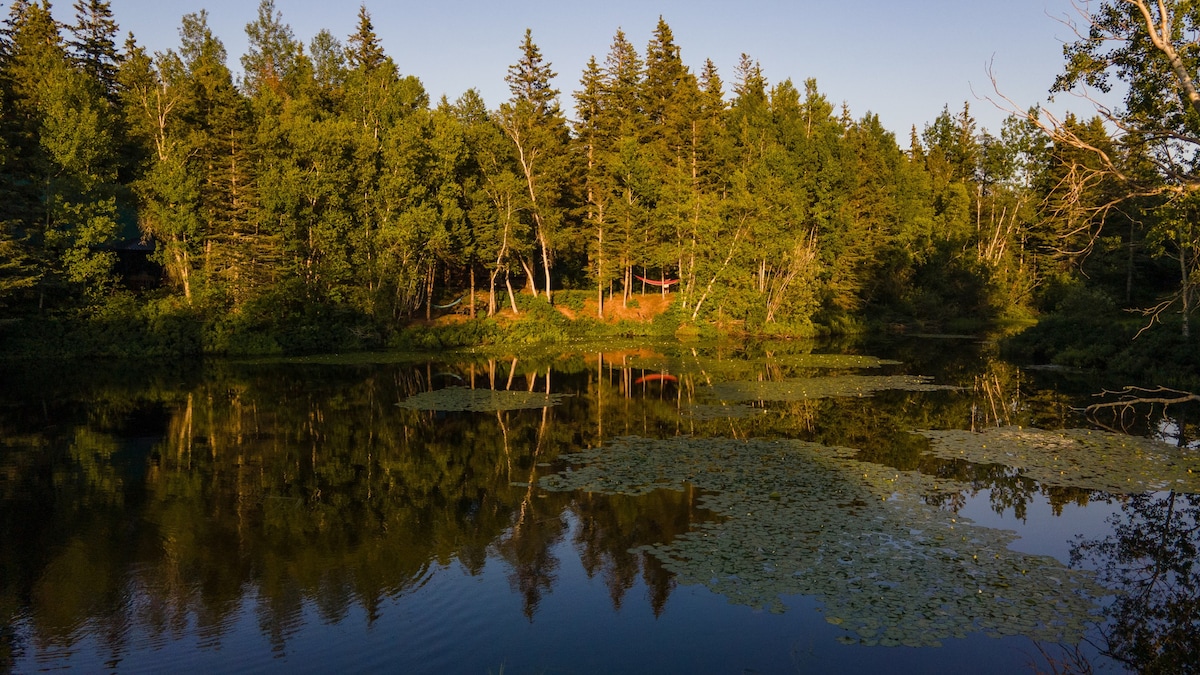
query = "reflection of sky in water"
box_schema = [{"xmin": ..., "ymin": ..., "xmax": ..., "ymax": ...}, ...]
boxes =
[
  {"xmin": 957, "ymin": 489, "xmax": 1124, "ymax": 566},
  {"xmin": 1155, "ymin": 417, "xmax": 1200, "ymax": 449}
]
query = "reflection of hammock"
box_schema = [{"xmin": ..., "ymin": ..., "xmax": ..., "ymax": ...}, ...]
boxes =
[
  {"xmin": 634, "ymin": 275, "xmax": 679, "ymax": 287},
  {"xmin": 634, "ymin": 373, "xmax": 678, "ymax": 385},
  {"xmin": 433, "ymin": 296, "xmax": 464, "ymax": 309}
]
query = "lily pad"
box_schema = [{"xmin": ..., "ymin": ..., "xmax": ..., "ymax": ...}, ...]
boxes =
[
  {"xmin": 707, "ymin": 375, "xmax": 958, "ymax": 402},
  {"xmin": 540, "ymin": 435, "xmax": 1104, "ymax": 647},
  {"xmin": 397, "ymin": 386, "xmax": 568, "ymax": 412},
  {"xmin": 916, "ymin": 426, "xmax": 1200, "ymax": 494}
]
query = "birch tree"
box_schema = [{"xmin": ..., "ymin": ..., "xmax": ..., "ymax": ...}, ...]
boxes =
[{"xmin": 498, "ymin": 29, "xmax": 571, "ymax": 304}]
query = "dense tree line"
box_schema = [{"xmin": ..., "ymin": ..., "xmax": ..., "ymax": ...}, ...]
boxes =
[{"xmin": 0, "ymin": 0, "xmax": 1196, "ymax": 355}]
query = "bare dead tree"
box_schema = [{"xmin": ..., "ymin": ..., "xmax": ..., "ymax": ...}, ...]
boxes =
[{"xmin": 985, "ymin": 0, "xmax": 1200, "ymax": 338}]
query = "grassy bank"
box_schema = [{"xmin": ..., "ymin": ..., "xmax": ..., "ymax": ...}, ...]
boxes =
[{"xmin": 0, "ymin": 290, "xmax": 718, "ymax": 360}]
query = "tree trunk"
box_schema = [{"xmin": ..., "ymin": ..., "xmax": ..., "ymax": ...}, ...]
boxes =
[
  {"xmin": 1133, "ymin": 1, "xmax": 1200, "ymax": 119},
  {"xmin": 520, "ymin": 257, "xmax": 538, "ymax": 296},
  {"xmin": 1181, "ymin": 246, "xmax": 1191, "ymax": 339},
  {"xmin": 488, "ymin": 268, "xmax": 498, "ymax": 316},
  {"xmin": 540, "ymin": 231, "xmax": 553, "ymax": 305},
  {"xmin": 597, "ymin": 225, "xmax": 605, "ymax": 318},
  {"xmin": 1126, "ymin": 219, "xmax": 1136, "ymax": 305},
  {"xmin": 424, "ymin": 265, "xmax": 434, "ymax": 321},
  {"xmin": 505, "ymin": 271, "xmax": 520, "ymax": 314}
]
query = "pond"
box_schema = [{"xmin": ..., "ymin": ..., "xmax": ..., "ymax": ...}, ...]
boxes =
[{"xmin": 2, "ymin": 337, "xmax": 1198, "ymax": 674}]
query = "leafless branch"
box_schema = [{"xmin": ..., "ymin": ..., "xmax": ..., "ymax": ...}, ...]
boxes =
[{"xmin": 1083, "ymin": 385, "xmax": 1200, "ymax": 432}]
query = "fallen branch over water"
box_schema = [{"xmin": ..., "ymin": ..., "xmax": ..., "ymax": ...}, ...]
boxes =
[{"xmin": 1083, "ymin": 386, "xmax": 1200, "ymax": 436}]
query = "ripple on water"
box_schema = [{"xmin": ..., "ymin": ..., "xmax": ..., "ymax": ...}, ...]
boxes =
[{"xmin": 360, "ymin": 561, "xmax": 497, "ymax": 673}]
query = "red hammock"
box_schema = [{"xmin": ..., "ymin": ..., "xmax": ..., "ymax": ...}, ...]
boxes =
[{"xmin": 635, "ymin": 275, "xmax": 679, "ymax": 287}]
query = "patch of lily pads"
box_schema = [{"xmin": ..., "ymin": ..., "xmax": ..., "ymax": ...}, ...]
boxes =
[
  {"xmin": 539, "ymin": 436, "xmax": 1104, "ymax": 647},
  {"xmin": 916, "ymin": 426, "xmax": 1200, "ymax": 494},
  {"xmin": 706, "ymin": 375, "xmax": 958, "ymax": 402},
  {"xmin": 617, "ymin": 352, "xmax": 904, "ymax": 383},
  {"xmin": 764, "ymin": 354, "xmax": 902, "ymax": 370},
  {"xmin": 397, "ymin": 386, "xmax": 568, "ymax": 412},
  {"xmin": 681, "ymin": 403, "xmax": 766, "ymax": 421}
]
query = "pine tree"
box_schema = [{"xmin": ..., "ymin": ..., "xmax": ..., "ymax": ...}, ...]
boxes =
[
  {"xmin": 642, "ymin": 19, "xmax": 702, "ymax": 298},
  {"xmin": 1, "ymin": 0, "xmax": 62, "ymax": 234},
  {"xmin": 68, "ymin": 0, "xmax": 119, "ymax": 101},
  {"xmin": 643, "ymin": 17, "xmax": 692, "ymax": 151},
  {"xmin": 347, "ymin": 4, "xmax": 385, "ymax": 73},
  {"xmin": 574, "ymin": 55, "xmax": 610, "ymax": 314},
  {"xmin": 178, "ymin": 12, "xmax": 264, "ymax": 304},
  {"xmin": 598, "ymin": 29, "xmax": 646, "ymax": 305}
]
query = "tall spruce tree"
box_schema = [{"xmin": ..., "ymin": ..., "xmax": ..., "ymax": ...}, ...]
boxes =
[
  {"xmin": 347, "ymin": 4, "xmax": 385, "ymax": 73},
  {"xmin": 68, "ymin": 0, "xmax": 119, "ymax": 101},
  {"xmin": 180, "ymin": 11, "xmax": 264, "ymax": 305},
  {"xmin": 641, "ymin": 18, "xmax": 698, "ymax": 297},
  {"xmin": 574, "ymin": 55, "xmax": 608, "ymax": 314},
  {"xmin": 599, "ymin": 29, "xmax": 646, "ymax": 306}
]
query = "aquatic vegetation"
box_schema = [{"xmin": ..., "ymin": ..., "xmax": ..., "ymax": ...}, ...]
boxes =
[
  {"xmin": 680, "ymin": 403, "xmax": 765, "ymax": 421},
  {"xmin": 397, "ymin": 386, "xmax": 568, "ymax": 412},
  {"xmin": 540, "ymin": 436, "xmax": 1104, "ymax": 647},
  {"xmin": 917, "ymin": 426, "xmax": 1200, "ymax": 494},
  {"xmin": 764, "ymin": 354, "xmax": 902, "ymax": 369},
  {"xmin": 706, "ymin": 375, "xmax": 958, "ymax": 402}
]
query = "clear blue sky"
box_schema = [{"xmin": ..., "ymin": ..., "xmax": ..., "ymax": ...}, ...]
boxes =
[{"xmin": 92, "ymin": 0, "xmax": 1093, "ymax": 138}]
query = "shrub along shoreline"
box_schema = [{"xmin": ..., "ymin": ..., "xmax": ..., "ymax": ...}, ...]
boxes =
[{"xmin": 4, "ymin": 287, "xmax": 1196, "ymax": 391}]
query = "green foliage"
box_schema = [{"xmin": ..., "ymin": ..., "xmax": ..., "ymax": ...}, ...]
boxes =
[
  {"xmin": 556, "ymin": 289, "xmax": 586, "ymax": 311},
  {"xmin": 1106, "ymin": 322, "xmax": 1200, "ymax": 387},
  {"xmin": 1004, "ymin": 281, "xmax": 1200, "ymax": 387},
  {"xmin": 1003, "ymin": 285, "xmax": 1128, "ymax": 371}
]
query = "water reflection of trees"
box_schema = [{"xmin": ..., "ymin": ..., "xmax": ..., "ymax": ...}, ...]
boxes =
[
  {"xmin": 0, "ymin": 342, "xmax": 1170, "ymax": 668},
  {"xmin": 571, "ymin": 490, "xmax": 699, "ymax": 616},
  {"xmin": 1071, "ymin": 491, "xmax": 1200, "ymax": 673}
]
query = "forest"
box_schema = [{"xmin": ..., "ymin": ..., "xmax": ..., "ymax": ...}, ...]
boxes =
[{"xmin": 0, "ymin": 0, "xmax": 1198, "ymax": 379}]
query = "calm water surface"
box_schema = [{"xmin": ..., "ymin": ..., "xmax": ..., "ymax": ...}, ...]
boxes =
[{"xmin": 2, "ymin": 338, "xmax": 1197, "ymax": 673}]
